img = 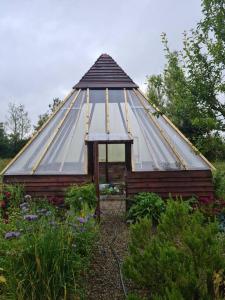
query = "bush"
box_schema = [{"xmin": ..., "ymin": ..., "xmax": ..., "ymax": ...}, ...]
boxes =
[
  {"xmin": 127, "ymin": 193, "xmax": 165, "ymax": 224},
  {"xmin": 213, "ymin": 170, "xmax": 225, "ymax": 200},
  {"xmin": 1, "ymin": 184, "xmax": 24, "ymax": 206},
  {"xmin": 65, "ymin": 184, "xmax": 97, "ymax": 212},
  {"xmin": 123, "ymin": 200, "xmax": 225, "ymax": 299},
  {"xmin": 0, "ymin": 199, "xmax": 98, "ymax": 299}
]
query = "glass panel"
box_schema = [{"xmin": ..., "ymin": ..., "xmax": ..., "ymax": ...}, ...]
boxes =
[
  {"xmin": 108, "ymin": 144, "xmax": 125, "ymax": 162},
  {"xmin": 5, "ymin": 90, "xmax": 78, "ymax": 175},
  {"xmin": 88, "ymin": 89, "xmax": 106, "ymax": 134},
  {"xmin": 108, "ymin": 89, "xmax": 128, "ymax": 138},
  {"xmin": 36, "ymin": 90, "xmax": 87, "ymax": 174},
  {"xmin": 127, "ymin": 90, "xmax": 179, "ymax": 171},
  {"xmin": 99, "ymin": 144, "xmax": 106, "ymax": 162},
  {"xmin": 109, "ymin": 89, "xmax": 124, "ymax": 103},
  {"xmin": 128, "ymin": 90, "xmax": 209, "ymax": 170}
]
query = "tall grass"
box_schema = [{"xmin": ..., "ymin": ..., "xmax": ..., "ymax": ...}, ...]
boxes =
[
  {"xmin": 0, "ymin": 158, "xmax": 11, "ymax": 173},
  {"xmin": 0, "ymin": 193, "xmax": 98, "ymax": 300},
  {"xmin": 213, "ymin": 160, "xmax": 225, "ymax": 172}
]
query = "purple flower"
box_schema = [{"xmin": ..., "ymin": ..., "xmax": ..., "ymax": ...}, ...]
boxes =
[
  {"xmin": 77, "ymin": 217, "xmax": 86, "ymax": 224},
  {"xmin": 24, "ymin": 214, "xmax": 38, "ymax": 221},
  {"xmin": 49, "ymin": 220, "xmax": 57, "ymax": 226},
  {"xmin": 5, "ymin": 231, "xmax": 21, "ymax": 239},
  {"xmin": 37, "ymin": 208, "xmax": 51, "ymax": 216},
  {"xmin": 20, "ymin": 202, "xmax": 29, "ymax": 209},
  {"xmin": 24, "ymin": 195, "xmax": 32, "ymax": 201}
]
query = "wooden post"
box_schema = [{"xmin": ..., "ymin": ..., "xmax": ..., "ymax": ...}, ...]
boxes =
[
  {"xmin": 125, "ymin": 142, "xmax": 132, "ymax": 172},
  {"xmin": 93, "ymin": 142, "xmax": 100, "ymax": 220},
  {"xmin": 105, "ymin": 143, "xmax": 109, "ymax": 183}
]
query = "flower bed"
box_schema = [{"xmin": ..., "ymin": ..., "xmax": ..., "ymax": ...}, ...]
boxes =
[{"xmin": 0, "ymin": 184, "xmax": 98, "ymax": 299}]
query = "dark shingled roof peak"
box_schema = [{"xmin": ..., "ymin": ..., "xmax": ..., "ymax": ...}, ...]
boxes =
[{"xmin": 74, "ymin": 54, "xmax": 138, "ymax": 89}]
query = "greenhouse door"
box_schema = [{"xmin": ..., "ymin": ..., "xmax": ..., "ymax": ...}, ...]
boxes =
[
  {"xmin": 98, "ymin": 143, "xmax": 128, "ymax": 183},
  {"xmin": 87, "ymin": 141, "xmax": 132, "ymax": 184}
]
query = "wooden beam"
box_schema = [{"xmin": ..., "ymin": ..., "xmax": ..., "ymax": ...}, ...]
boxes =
[
  {"xmin": 124, "ymin": 88, "xmax": 131, "ymax": 134},
  {"xmin": 106, "ymin": 88, "xmax": 110, "ymax": 134},
  {"xmin": 125, "ymin": 143, "xmax": 132, "ymax": 172},
  {"xmin": 86, "ymin": 88, "xmax": 90, "ymax": 135},
  {"xmin": 105, "ymin": 143, "xmax": 109, "ymax": 183},
  {"xmin": 93, "ymin": 142, "xmax": 100, "ymax": 220}
]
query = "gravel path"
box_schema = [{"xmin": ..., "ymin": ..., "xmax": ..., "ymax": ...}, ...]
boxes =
[{"xmin": 86, "ymin": 212, "xmax": 129, "ymax": 300}]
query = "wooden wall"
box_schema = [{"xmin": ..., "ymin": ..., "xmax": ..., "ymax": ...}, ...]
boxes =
[
  {"xmin": 3, "ymin": 169, "xmax": 214, "ymax": 201},
  {"xmin": 3, "ymin": 175, "xmax": 92, "ymax": 199},
  {"xmin": 126, "ymin": 170, "xmax": 214, "ymax": 199}
]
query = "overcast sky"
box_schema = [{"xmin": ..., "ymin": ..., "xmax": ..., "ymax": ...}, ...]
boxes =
[{"xmin": 0, "ymin": 0, "xmax": 202, "ymax": 126}]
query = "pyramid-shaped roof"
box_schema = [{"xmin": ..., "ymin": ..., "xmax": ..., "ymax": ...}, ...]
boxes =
[
  {"xmin": 74, "ymin": 54, "xmax": 138, "ymax": 89},
  {"xmin": 2, "ymin": 54, "xmax": 214, "ymax": 176}
]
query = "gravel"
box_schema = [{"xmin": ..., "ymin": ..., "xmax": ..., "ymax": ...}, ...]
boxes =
[{"xmin": 86, "ymin": 210, "xmax": 129, "ymax": 300}]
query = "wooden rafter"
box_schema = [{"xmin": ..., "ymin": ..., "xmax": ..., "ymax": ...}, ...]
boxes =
[
  {"xmin": 105, "ymin": 88, "xmax": 110, "ymax": 134},
  {"xmin": 123, "ymin": 88, "xmax": 131, "ymax": 134},
  {"xmin": 86, "ymin": 88, "xmax": 90, "ymax": 135}
]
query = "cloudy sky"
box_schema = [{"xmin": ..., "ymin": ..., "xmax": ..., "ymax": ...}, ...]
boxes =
[{"xmin": 0, "ymin": 0, "xmax": 202, "ymax": 126}]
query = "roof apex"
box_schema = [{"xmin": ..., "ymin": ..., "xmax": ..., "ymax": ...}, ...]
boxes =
[{"xmin": 74, "ymin": 54, "xmax": 138, "ymax": 89}]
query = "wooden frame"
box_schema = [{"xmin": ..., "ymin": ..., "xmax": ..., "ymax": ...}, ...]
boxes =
[{"xmin": 105, "ymin": 88, "xmax": 110, "ymax": 134}]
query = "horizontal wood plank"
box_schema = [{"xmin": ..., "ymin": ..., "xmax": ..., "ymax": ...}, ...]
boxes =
[{"xmin": 126, "ymin": 169, "xmax": 214, "ymax": 199}]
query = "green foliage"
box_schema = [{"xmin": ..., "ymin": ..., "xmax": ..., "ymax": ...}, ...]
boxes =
[
  {"xmin": 34, "ymin": 98, "xmax": 62, "ymax": 131},
  {"xmin": 0, "ymin": 159, "xmax": 11, "ymax": 173},
  {"xmin": 0, "ymin": 199, "xmax": 98, "ymax": 299},
  {"xmin": 147, "ymin": 0, "xmax": 225, "ymax": 160},
  {"xmin": 127, "ymin": 193, "xmax": 165, "ymax": 224},
  {"xmin": 126, "ymin": 293, "xmax": 146, "ymax": 300},
  {"xmin": 65, "ymin": 184, "xmax": 97, "ymax": 212},
  {"xmin": 2, "ymin": 184, "xmax": 25, "ymax": 207},
  {"xmin": 123, "ymin": 200, "xmax": 225, "ymax": 299},
  {"xmin": 213, "ymin": 170, "xmax": 225, "ymax": 199}
]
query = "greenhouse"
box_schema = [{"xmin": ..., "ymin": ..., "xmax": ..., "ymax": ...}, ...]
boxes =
[{"xmin": 2, "ymin": 54, "xmax": 214, "ymax": 199}]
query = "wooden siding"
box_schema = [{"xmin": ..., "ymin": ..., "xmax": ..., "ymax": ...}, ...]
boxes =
[
  {"xmin": 3, "ymin": 175, "xmax": 92, "ymax": 199},
  {"xmin": 126, "ymin": 170, "xmax": 214, "ymax": 199}
]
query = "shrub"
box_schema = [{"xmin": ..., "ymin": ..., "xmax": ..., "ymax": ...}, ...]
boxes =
[
  {"xmin": 213, "ymin": 170, "xmax": 225, "ymax": 200},
  {"xmin": 123, "ymin": 200, "xmax": 225, "ymax": 299},
  {"xmin": 127, "ymin": 193, "xmax": 165, "ymax": 224},
  {"xmin": 0, "ymin": 199, "xmax": 98, "ymax": 299},
  {"xmin": 65, "ymin": 183, "xmax": 97, "ymax": 212}
]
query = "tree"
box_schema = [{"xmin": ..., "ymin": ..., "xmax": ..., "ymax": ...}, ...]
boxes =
[
  {"xmin": 147, "ymin": 0, "xmax": 225, "ymax": 160},
  {"xmin": 0, "ymin": 122, "xmax": 10, "ymax": 158},
  {"xmin": 5, "ymin": 103, "xmax": 31, "ymax": 155},
  {"xmin": 34, "ymin": 98, "xmax": 62, "ymax": 131},
  {"xmin": 6, "ymin": 103, "xmax": 31, "ymax": 141}
]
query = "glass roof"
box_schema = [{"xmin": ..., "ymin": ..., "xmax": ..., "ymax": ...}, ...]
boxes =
[{"xmin": 4, "ymin": 88, "xmax": 211, "ymax": 175}]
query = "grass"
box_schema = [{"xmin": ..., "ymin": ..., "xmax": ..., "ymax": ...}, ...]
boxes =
[
  {"xmin": 0, "ymin": 158, "xmax": 11, "ymax": 173},
  {"xmin": 213, "ymin": 161, "xmax": 225, "ymax": 172}
]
